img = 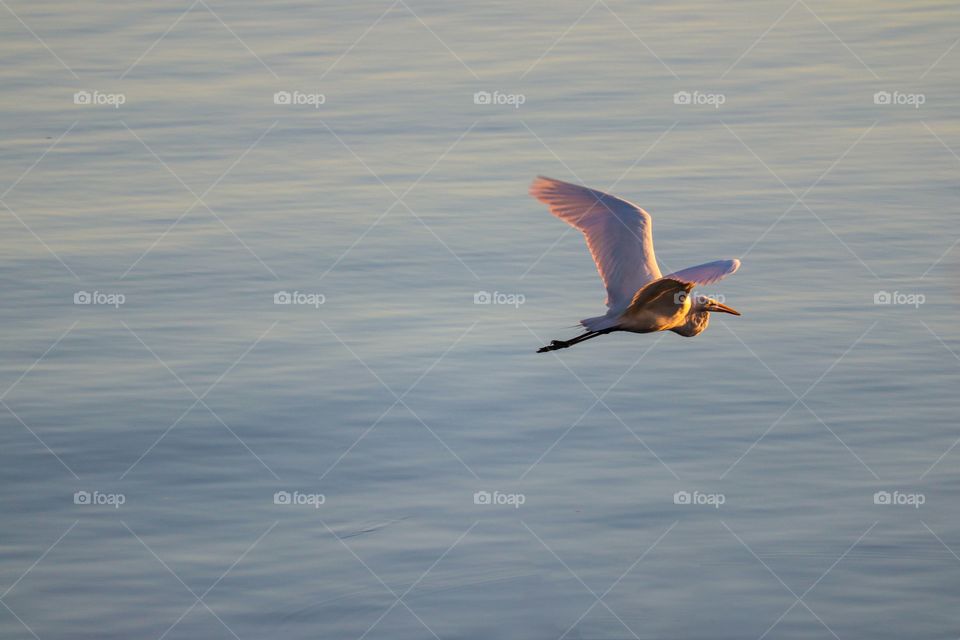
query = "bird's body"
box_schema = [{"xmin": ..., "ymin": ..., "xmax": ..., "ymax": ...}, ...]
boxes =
[
  {"xmin": 530, "ymin": 176, "xmax": 742, "ymax": 353},
  {"xmin": 619, "ymin": 278, "xmax": 695, "ymax": 333}
]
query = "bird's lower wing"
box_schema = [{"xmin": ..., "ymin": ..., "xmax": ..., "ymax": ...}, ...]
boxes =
[
  {"xmin": 665, "ymin": 259, "xmax": 741, "ymax": 286},
  {"xmin": 529, "ymin": 176, "xmax": 661, "ymax": 311}
]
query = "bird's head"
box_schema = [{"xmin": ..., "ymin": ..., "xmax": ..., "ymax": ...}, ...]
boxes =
[
  {"xmin": 695, "ymin": 295, "xmax": 741, "ymax": 316},
  {"xmin": 671, "ymin": 294, "xmax": 741, "ymax": 336}
]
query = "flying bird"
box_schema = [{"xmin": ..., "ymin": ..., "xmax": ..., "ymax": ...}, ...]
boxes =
[{"xmin": 530, "ymin": 176, "xmax": 741, "ymax": 353}]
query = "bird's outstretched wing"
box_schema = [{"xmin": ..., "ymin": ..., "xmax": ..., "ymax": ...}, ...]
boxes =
[
  {"xmin": 664, "ymin": 259, "xmax": 741, "ymax": 286},
  {"xmin": 530, "ymin": 176, "xmax": 661, "ymax": 312}
]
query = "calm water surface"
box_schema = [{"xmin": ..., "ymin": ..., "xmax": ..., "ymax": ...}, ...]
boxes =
[{"xmin": 1, "ymin": 1, "xmax": 959, "ymax": 638}]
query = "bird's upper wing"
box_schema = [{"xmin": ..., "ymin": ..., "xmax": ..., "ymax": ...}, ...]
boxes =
[
  {"xmin": 664, "ymin": 259, "xmax": 741, "ymax": 286},
  {"xmin": 530, "ymin": 176, "xmax": 661, "ymax": 311}
]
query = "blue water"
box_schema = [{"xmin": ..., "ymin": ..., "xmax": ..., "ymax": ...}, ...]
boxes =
[{"xmin": 2, "ymin": 1, "xmax": 959, "ymax": 638}]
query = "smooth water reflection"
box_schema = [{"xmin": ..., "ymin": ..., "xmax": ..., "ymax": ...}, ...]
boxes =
[{"xmin": 1, "ymin": 1, "xmax": 959, "ymax": 638}]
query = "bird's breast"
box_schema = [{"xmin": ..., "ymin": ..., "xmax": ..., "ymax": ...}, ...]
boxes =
[{"xmin": 617, "ymin": 306, "xmax": 686, "ymax": 333}]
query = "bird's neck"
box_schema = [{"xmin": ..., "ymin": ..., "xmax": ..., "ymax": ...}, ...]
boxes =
[{"xmin": 672, "ymin": 311, "xmax": 710, "ymax": 337}]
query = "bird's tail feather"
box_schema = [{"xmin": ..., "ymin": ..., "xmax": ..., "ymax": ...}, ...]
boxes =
[{"xmin": 580, "ymin": 314, "xmax": 619, "ymax": 332}]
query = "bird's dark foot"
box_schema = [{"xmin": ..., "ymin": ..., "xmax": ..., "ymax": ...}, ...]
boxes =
[{"xmin": 537, "ymin": 339, "xmax": 569, "ymax": 353}]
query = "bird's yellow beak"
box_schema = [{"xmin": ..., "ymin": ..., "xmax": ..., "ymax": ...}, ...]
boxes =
[{"xmin": 704, "ymin": 300, "xmax": 741, "ymax": 316}]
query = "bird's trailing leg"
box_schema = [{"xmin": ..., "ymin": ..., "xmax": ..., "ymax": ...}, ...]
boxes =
[{"xmin": 537, "ymin": 329, "xmax": 612, "ymax": 353}]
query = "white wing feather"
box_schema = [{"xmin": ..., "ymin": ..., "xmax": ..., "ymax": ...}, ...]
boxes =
[
  {"xmin": 664, "ymin": 259, "xmax": 741, "ymax": 286},
  {"xmin": 529, "ymin": 176, "xmax": 661, "ymax": 312}
]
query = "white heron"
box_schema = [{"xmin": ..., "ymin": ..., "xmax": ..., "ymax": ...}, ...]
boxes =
[{"xmin": 530, "ymin": 176, "xmax": 742, "ymax": 353}]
